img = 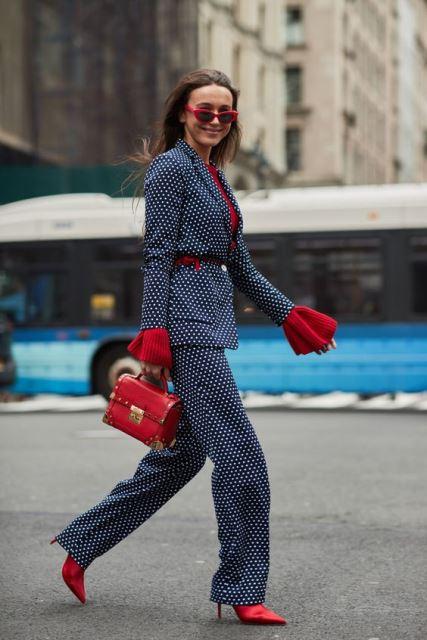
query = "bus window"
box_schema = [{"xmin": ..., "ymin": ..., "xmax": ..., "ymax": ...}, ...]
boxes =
[
  {"xmin": 0, "ymin": 243, "xmax": 68, "ymax": 325},
  {"xmin": 0, "ymin": 270, "xmax": 67, "ymax": 325},
  {"xmin": 0, "ymin": 272, "xmax": 27, "ymax": 324},
  {"xmin": 0, "ymin": 245, "xmax": 64, "ymax": 264},
  {"xmin": 94, "ymin": 241, "xmax": 142, "ymax": 261},
  {"xmin": 410, "ymin": 235, "xmax": 427, "ymax": 314},
  {"xmin": 292, "ymin": 236, "xmax": 383, "ymax": 319},
  {"xmin": 90, "ymin": 268, "xmax": 141, "ymax": 324}
]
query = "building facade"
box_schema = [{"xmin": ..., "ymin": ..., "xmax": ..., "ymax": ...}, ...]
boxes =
[
  {"xmin": 283, "ymin": 0, "xmax": 427, "ymax": 186},
  {"xmin": 396, "ymin": 0, "xmax": 427, "ymax": 182},
  {"xmin": 0, "ymin": 0, "xmax": 198, "ymax": 167},
  {"xmin": 1, "ymin": 0, "xmax": 426, "ymax": 191},
  {"xmin": 199, "ymin": 0, "xmax": 286, "ymax": 188}
]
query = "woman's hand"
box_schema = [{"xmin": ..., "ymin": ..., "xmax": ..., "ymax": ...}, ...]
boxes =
[
  {"xmin": 315, "ymin": 337, "xmax": 337, "ymax": 355},
  {"xmin": 140, "ymin": 360, "xmax": 172, "ymax": 382}
]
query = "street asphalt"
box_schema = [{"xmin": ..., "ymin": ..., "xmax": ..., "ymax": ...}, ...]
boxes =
[{"xmin": 0, "ymin": 409, "xmax": 426, "ymax": 639}]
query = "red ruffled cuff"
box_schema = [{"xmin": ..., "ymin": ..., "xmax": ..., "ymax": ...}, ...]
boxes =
[
  {"xmin": 127, "ymin": 328, "xmax": 173, "ymax": 370},
  {"xmin": 282, "ymin": 305, "xmax": 338, "ymax": 355}
]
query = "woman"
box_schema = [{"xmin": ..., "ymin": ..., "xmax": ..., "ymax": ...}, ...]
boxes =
[{"xmin": 50, "ymin": 68, "xmax": 337, "ymax": 625}]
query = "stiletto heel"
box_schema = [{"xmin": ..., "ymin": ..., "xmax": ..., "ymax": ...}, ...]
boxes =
[
  {"xmin": 61, "ymin": 554, "xmax": 86, "ymax": 604},
  {"xmin": 50, "ymin": 536, "xmax": 86, "ymax": 603},
  {"xmin": 216, "ymin": 602, "xmax": 287, "ymax": 624}
]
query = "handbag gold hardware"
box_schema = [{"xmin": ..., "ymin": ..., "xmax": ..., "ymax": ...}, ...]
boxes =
[{"xmin": 129, "ymin": 405, "xmax": 144, "ymax": 425}]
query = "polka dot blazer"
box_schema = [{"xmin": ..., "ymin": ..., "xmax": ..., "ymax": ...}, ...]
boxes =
[{"xmin": 138, "ymin": 137, "xmax": 295, "ymax": 347}]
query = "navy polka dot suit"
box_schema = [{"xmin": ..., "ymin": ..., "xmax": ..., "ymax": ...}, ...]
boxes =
[{"xmin": 53, "ymin": 137, "xmax": 296, "ymax": 605}]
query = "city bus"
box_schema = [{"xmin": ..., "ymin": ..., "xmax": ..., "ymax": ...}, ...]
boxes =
[{"xmin": 1, "ymin": 183, "xmax": 426, "ymax": 397}]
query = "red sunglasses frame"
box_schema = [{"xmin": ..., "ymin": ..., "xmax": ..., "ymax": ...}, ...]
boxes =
[{"xmin": 184, "ymin": 103, "xmax": 239, "ymax": 124}]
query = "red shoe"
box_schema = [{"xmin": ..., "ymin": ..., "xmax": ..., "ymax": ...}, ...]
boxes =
[
  {"xmin": 217, "ymin": 602, "xmax": 287, "ymax": 624},
  {"xmin": 50, "ymin": 537, "xmax": 86, "ymax": 604}
]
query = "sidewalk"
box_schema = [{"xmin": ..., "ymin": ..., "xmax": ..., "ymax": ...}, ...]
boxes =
[{"xmin": 0, "ymin": 390, "xmax": 426, "ymax": 412}]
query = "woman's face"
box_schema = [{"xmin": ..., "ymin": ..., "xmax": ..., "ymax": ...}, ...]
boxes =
[{"xmin": 179, "ymin": 84, "xmax": 234, "ymax": 155}]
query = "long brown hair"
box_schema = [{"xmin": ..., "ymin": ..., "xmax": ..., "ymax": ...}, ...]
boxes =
[{"xmin": 119, "ymin": 68, "xmax": 242, "ymax": 215}]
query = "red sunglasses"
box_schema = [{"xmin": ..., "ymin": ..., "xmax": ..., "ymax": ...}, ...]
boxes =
[{"xmin": 184, "ymin": 104, "xmax": 239, "ymax": 124}]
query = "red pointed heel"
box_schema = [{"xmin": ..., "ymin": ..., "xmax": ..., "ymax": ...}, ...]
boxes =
[
  {"xmin": 50, "ymin": 536, "xmax": 86, "ymax": 603},
  {"xmin": 233, "ymin": 603, "xmax": 287, "ymax": 624},
  {"xmin": 61, "ymin": 554, "xmax": 86, "ymax": 604},
  {"xmin": 216, "ymin": 602, "xmax": 287, "ymax": 625}
]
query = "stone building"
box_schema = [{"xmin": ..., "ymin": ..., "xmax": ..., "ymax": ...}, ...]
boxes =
[
  {"xmin": 199, "ymin": 0, "xmax": 286, "ymax": 188},
  {"xmin": 1, "ymin": 0, "xmax": 425, "ymax": 190},
  {"xmin": 0, "ymin": 0, "xmax": 284, "ymax": 189},
  {"xmin": 283, "ymin": 0, "xmax": 427, "ymax": 186},
  {"xmin": 0, "ymin": 0, "xmax": 197, "ymax": 167}
]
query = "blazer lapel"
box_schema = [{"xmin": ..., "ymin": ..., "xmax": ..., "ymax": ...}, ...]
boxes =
[{"xmin": 174, "ymin": 137, "xmax": 242, "ymax": 235}]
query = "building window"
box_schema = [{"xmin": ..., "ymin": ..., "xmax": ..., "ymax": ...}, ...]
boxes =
[
  {"xmin": 258, "ymin": 128, "xmax": 266, "ymax": 154},
  {"xmin": 286, "ymin": 6, "xmax": 304, "ymax": 46},
  {"xmin": 232, "ymin": 0, "xmax": 240, "ymax": 21},
  {"xmin": 286, "ymin": 128, "xmax": 301, "ymax": 171},
  {"xmin": 286, "ymin": 66, "xmax": 302, "ymax": 105},
  {"xmin": 232, "ymin": 43, "xmax": 241, "ymax": 86},
  {"xmin": 258, "ymin": 64, "xmax": 266, "ymax": 109},
  {"xmin": 206, "ymin": 20, "xmax": 213, "ymax": 64},
  {"xmin": 258, "ymin": 2, "xmax": 266, "ymax": 44}
]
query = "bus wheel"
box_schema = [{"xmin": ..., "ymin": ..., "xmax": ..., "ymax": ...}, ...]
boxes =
[{"xmin": 94, "ymin": 345, "xmax": 140, "ymax": 400}]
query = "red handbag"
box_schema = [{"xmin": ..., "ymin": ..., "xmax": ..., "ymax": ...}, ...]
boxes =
[{"xmin": 102, "ymin": 372, "xmax": 182, "ymax": 449}]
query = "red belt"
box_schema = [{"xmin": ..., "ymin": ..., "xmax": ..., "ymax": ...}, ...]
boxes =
[{"xmin": 174, "ymin": 255, "xmax": 226, "ymax": 271}]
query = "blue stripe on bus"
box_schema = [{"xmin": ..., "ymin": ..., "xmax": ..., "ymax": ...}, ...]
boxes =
[
  {"xmin": 10, "ymin": 323, "xmax": 427, "ymax": 342},
  {"xmin": 7, "ymin": 323, "xmax": 427, "ymax": 395}
]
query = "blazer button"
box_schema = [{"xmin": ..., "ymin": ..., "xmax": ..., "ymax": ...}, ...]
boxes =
[{"xmin": 221, "ymin": 264, "xmax": 227, "ymax": 271}]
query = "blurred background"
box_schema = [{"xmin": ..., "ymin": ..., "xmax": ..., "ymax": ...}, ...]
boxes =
[{"xmin": 0, "ymin": 0, "xmax": 426, "ymax": 402}]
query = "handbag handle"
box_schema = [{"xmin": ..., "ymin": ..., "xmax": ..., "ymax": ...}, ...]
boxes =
[{"xmin": 137, "ymin": 371, "xmax": 169, "ymax": 393}]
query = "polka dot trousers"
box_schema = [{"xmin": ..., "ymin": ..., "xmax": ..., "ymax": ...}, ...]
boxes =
[{"xmin": 54, "ymin": 344, "xmax": 271, "ymax": 605}]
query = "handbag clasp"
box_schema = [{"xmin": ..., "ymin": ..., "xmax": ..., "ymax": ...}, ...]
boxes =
[{"xmin": 129, "ymin": 405, "xmax": 144, "ymax": 424}]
